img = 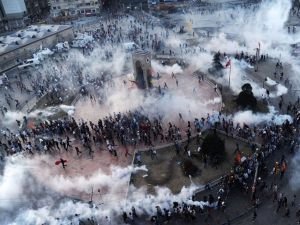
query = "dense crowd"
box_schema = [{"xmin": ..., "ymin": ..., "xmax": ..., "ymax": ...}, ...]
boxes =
[{"xmin": 0, "ymin": 2, "xmax": 300, "ymax": 225}]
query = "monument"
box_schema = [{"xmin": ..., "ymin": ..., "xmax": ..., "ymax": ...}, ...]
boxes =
[{"xmin": 132, "ymin": 50, "xmax": 152, "ymax": 89}]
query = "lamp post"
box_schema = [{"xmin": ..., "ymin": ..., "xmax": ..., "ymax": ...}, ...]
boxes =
[{"xmin": 228, "ymin": 66, "xmax": 231, "ymax": 88}]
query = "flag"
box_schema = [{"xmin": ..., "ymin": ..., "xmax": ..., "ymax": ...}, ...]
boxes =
[
  {"xmin": 225, "ymin": 59, "xmax": 231, "ymax": 68},
  {"xmin": 258, "ymin": 42, "xmax": 261, "ymax": 50},
  {"xmin": 55, "ymin": 159, "xmax": 67, "ymax": 165}
]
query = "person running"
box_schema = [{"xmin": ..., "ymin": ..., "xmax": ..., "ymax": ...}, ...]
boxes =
[
  {"xmin": 57, "ymin": 158, "xmax": 67, "ymax": 169},
  {"xmin": 75, "ymin": 147, "xmax": 82, "ymax": 156},
  {"xmin": 164, "ymin": 82, "xmax": 168, "ymax": 89},
  {"xmin": 252, "ymin": 208, "xmax": 257, "ymax": 222}
]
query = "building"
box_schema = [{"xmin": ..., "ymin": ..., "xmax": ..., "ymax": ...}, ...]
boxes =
[
  {"xmin": 49, "ymin": 0, "xmax": 101, "ymax": 18},
  {"xmin": 0, "ymin": 0, "xmax": 27, "ymax": 18},
  {"xmin": 0, "ymin": 0, "xmax": 28, "ymax": 32},
  {"xmin": 0, "ymin": 0, "xmax": 50, "ymax": 32},
  {"xmin": 24, "ymin": 0, "xmax": 50, "ymax": 22},
  {"xmin": 0, "ymin": 24, "xmax": 74, "ymax": 72}
]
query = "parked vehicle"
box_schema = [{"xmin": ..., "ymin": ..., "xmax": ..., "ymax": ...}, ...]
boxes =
[
  {"xmin": 17, "ymin": 58, "xmax": 41, "ymax": 69},
  {"xmin": 123, "ymin": 42, "xmax": 139, "ymax": 52}
]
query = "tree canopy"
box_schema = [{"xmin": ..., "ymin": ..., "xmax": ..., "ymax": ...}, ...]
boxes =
[
  {"xmin": 236, "ymin": 83, "xmax": 257, "ymax": 110},
  {"xmin": 201, "ymin": 130, "xmax": 226, "ymax": 165}
]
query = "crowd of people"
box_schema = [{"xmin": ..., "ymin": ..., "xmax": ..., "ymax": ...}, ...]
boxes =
[{"xmin": 0, "ymin": 2, "xmax": 299, "ymax": 225}]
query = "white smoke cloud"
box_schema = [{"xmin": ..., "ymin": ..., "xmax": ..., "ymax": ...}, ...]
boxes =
[
  {"xmin": 152, "ymin": 60, "xmax": 183, "ymax": 74},
  {"xmin": 0, "ymin": 155, "xmax": 201, "ymax": 225},
  {"xmin": 181, "ymin": 0, "xmax": 297, "ymax": 98},
  {"xmin": 289, "ymin": 148, "xmax": 300, "ymax": 191},
  {"xmin": 232, "ymin": 106, "xmax": 292, "ymax": 125},
  {"xmin": 74, "ymin": 76, "xmax": 221, "ymax": 124},
  {"xmin": 212, "ymin": 58, "xmax": 288, "ymax": 98},
  {"xmin": 1, "ymin": 105, "xmax": 75, "ymax": 128}
]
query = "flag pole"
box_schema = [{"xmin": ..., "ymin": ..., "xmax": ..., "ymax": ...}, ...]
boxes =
[{"xmin": 229, "ymin": 64, "xmax": 231, "ymax": 88}]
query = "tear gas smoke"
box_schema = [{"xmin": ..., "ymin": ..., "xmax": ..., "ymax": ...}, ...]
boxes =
[
  {"xmin": 183, "ymin": 0, "xmax": 298, "ymax": 95},
  {"xmin": 0, "ymin": 1, "xmax": 299, "ymax": 224},
  {"xmin": 289, "ymin": 148, "xmax": 300, "ymax": 191},
  {"xmin": 0, "ymin": 155, "xmax": 202, "ymax": 225},
  {"xmin": 152, "ymin": 60, "xmax": 183, "ymax": 74},
  {"xmin": 1, "ymin": 105, "xmax": 75, "ymax": 128},
  {"xmin": 214, "ymin": 58, "xmax": 288, "ymax": 98},
  {"xmin": 232, "ymin": 106, "xmax": 292, "ymax": 125},
  {"xmin": 74, "ymin": 74, "xmax": 221, "ymax": 124}
]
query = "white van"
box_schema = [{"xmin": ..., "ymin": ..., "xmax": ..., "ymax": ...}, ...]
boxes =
[
  {"xmin": 33, "ymin": 48, "xmax": 54, "ymax": 61},
  {"xmin": 123, "ymin": 42, "xmax": 139, "ymax": 52},
  {"xmin": 54, "ymin": 42, "xmax": 70, "ymax": 52},
  {"xmin": 18, "ymin": 58, "xmax": 41, "ymax": 69}
]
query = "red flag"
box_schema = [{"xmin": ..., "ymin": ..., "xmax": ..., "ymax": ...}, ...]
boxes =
[
  {"xmin": 225, "ymin": 59, "xmax": 231, "ymax": 68},
  {"xmin": 235, "ymin": 151, "xmax": 241, "ymax": 164},
  {"xmin": 55, "ymin": 159, "xmax": 67, "ymax": 165}
]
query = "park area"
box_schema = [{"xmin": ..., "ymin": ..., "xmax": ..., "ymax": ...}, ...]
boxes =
[{"xmin": 130, "ymin": 129, "xmax": 252, "ymax": 194}]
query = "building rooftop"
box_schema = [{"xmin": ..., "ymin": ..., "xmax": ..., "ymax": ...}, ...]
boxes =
[{"xmin": 0, "ymin": 24, "xmax": 73, "ymax": 56}]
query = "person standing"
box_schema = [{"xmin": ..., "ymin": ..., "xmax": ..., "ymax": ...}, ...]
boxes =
[
  {"xmin": 179, "ymin": 113, "xmax": 183, "ymax": 121},
  {"xmin": 214, "ymin": 84, "xmax": 218, "ymax": 92},
  {"xmin": 59, "ymin": 158, "xmax": 67, "ymax": 169},
  {"xmin": 66, "ymin": 136, "xmax": 72, "ymax": 150},
  {"xmin": 252, "ymin": 208, "xmax": 257, "ymax": 222},
  {"xmin": 122, "ymin": 212, "xmax": 128, "ymax": 223},
  {"xmin": 150, "ymin": 147, "xmax": 157, "ymax": 160},
  {"xmin": 75, "ymin": 147, "xmax": 82, "ymax": 156}
]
